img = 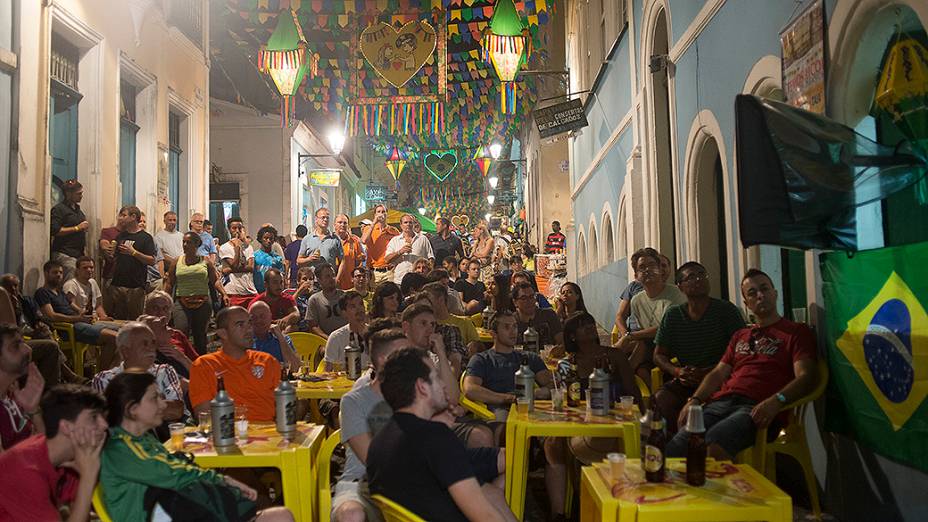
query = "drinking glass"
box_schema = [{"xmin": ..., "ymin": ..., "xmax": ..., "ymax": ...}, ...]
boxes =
[
  {"xmin": 234, "ymin": 405, "xmax": 248, "ymax": 440},
  {"xmin": 197, "ymin": 411, "xmax": 211, "ymax": 436},
  {"xmin": 169, "ymin": 423, "xmax": 185, "ymax": 449}
]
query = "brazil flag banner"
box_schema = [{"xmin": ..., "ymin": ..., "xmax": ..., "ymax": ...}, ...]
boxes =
[{"xmin": 822, "ymin": 242, "xmax": 928, "ymax": 472}]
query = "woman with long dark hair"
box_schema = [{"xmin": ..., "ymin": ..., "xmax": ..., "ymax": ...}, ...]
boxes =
[
  {"xmin": 484, "ymin": 273, "xmax": 514, "ymax": 313},
  {"xmin": 370, "ymin": 281, "xmax": 402, "ymax": 319},
  {"xmin": 554, "ymin": 282, "xmax": 587, "ymax": 322},
  {"xmin": 100, "ymin": 372, "xmax": 293, "ymax": 522}
]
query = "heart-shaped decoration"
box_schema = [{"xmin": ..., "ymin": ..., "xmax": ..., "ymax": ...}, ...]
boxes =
[
  {"xmin": 424, "ymin": 150, "xmax": 458, "ymax": 182},
  {"xmin": 458, "ymin": 214, "xmax": 470, "ymax": 227},
  {"xmin": 360, "ymin": 21, "xmax": 437, "ymax": 88},
  {"xmin": 451, "ymin": 215, "xmax": 464, "ymax": 227}
]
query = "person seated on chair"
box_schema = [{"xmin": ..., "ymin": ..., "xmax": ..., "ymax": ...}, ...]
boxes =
[
  {"xmin": 367, "ymin": 348, "xmax": 516, "ymax": 522},
  {"xmin": 0, "ymin": 323, "xmax": 46, "ymax": 450},
  {"xmin": 0, "ymin": 383, "xmax": 107, "ymax": 521},
  {"xmin": 666, "ymin": 269, "xmax": 818, "ymax": 461},
  {"xmin": 324, "ymin": 291, "xmax": 370, "ymax": 372},
  {"xmin": 35, "ymin": 260, "xmax": 120, "ymax": 370},
  {"xmin": 332, "ymin": 327, "xmax": 409, "ymax": 522},
  {"xmin": 90, "ymin": 321, "xmax": 187, "ymax": 427},
  {"xmin": 100, "ymin": 371, "xmax": 293, "ymax": 522},
  {"xmin": 189, "ymin": 307, "xmax": 281, "ymax": 422},
  {"xmin": 143, "ymin": 291, "xmax": 198, "ymax": 378},
  {"xmin": 283, "ymin": 267, "xmax": 316, "ymax": 332},
  {"xmin": 614, "ymin": 248, "xmax": 685, "ymax": 383},
  {"xmin": 248, "ymin": 269, "xmax": 300, "ymax": 330},
  {"xmin": 511, "ymin": 282, "xmax": 562, "ymax": 347},
  {"xmin": 248, "ymin": 300, "xmax": 301, "ymax": 369},
  {"xmin": 652, "ymin": 262, "xmax": 745, "ymax": 433},
  {"xmin": 304, "ymin": 264, "xmax": 347, "ymax": 338}
]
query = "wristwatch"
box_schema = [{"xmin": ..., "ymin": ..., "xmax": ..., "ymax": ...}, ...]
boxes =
[{"xmin": 775, "ymin": 392, "xmax": 788, "ymax": 404}]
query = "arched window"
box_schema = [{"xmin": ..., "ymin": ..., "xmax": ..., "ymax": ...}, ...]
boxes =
[
  {"xmin": 577, "ymin": 231, "xmax": 587, "ymax": 276},
  {"xmin": 587, "ymin": 220, "xmax": 599, "ymax": 271},
  {"xmin": 602, "ymin": 212, "xmax": 615, "ymax": 266}
]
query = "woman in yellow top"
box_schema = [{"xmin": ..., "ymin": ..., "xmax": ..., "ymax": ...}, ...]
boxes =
[{"xmin": 164, "ymin": 232, "xmax": 228, "ymax": 355}]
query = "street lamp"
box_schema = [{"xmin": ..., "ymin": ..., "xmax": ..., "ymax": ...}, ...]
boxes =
[
  {"xmin": 327, "ymin": 128, "xmax": 345, "ymax": 156},
  {"xmin": 488, "ymin": 175, "xmax": 499, "ymax": 189},
  {"xmin": 489, "ymin": 142, "xmax": 503, "ymax": 160},
  {"xmin": 487, "ymin": 194, "xmax": 495, "ymax": 205}
]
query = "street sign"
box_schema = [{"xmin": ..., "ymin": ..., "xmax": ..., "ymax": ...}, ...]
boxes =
[
  {"xmin": 533, "ymin": 98, "xmax": 588, "ymax": 138},
  {"xmin": 365, "ymin": 184, "xmax": 389, "ymax": 201},
  {"xmin": 309, "ymin": 169, "xmax": 341, "ymax": 187}
]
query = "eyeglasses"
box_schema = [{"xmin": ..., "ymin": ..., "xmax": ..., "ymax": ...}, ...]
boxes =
[{"xmin": 680, "ymin": 272, "xmax": 708, "ymax": 283}]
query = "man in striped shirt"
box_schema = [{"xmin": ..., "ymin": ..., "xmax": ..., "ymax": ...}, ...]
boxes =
[
  {"xmin": 543, "ymin": 221, "xmax": 566, "ymax": 254},
  {"xmin": 652, "ymin": 262, "xmax": 745, "ymax": 433}
]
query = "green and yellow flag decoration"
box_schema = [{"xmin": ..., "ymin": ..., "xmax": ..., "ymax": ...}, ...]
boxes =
[{"xmin": 822, "ymin": 242, "xmax": 928, "ymax": 472}]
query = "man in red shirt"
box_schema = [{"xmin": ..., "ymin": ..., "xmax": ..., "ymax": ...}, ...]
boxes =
[
  {"xmin": 0, "ymin": 324, "xmax": 46, "ymax": 450},
  {"xmin": 249, "ymin": 269, "xmax": 300, "ymax": 329},
  {"xmin": 0, "ymin": 384, "xmax": 107, "ymax": 521},
  {"xmin": 667, "ymin": 269, "xmax": 818, "ymax": 460}
]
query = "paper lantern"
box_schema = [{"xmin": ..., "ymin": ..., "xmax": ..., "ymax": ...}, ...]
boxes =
[
  {"xmin": 385, "ymin": 146, "xmax": 408, "ymax": 184},
  {"xmin": 481, "ymin": 0, "xmax": 531, "ymax": 114},
  {"xmin": 258, "ymin": 10, "xmax": 319, "ymax": 127},
  {"xmin": 473, "ymin": 145, "xmax": 494, "ymax": 177}
]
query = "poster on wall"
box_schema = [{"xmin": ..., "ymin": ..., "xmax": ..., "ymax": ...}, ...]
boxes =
[{"xmin": 780, "ymin": 0, "xmax": 826, "ymax": 113}]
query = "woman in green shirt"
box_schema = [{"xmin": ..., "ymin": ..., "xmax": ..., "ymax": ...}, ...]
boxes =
[{"xmin": 100, "ymin": 371, "xmax": 293, "ymax": 522}]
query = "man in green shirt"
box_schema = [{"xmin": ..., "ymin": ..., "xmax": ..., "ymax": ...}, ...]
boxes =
[{"xmin": 653, "ymin": 262, "xmax": 746, "ymax": 432}]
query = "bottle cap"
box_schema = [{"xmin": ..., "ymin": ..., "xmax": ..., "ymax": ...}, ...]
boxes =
[{"xmin": 686, "ymin": 404, "xmax": 706, "ymax": 433}]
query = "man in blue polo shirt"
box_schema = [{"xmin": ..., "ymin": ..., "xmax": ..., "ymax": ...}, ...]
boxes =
[
  {"xmin": 297, "ymin": 208, "xmax": 343, "ymax": 270},
  {"xmin": 248, "ymin": 300, "xmax": 301, "ymax": 369}
]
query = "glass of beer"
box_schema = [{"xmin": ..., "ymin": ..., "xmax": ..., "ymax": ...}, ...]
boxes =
[
  {"xmin": 169, "ymin": 423, "xmax": 186, "ymax": 449},
  {"xmin": 607, "ymin": 452, "xmax": 626, "ymax": 483},
  {"xmin": 235, "ymin": 405, "xmax": 249, "ymax": 441},
  {"xmin": 197, "ymin": 411, "xmax": 211, "ymax": 436}
]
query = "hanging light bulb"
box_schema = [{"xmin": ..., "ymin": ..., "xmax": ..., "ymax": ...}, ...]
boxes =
[
  {"xmin": 485, "ymin": 213, "xmax": 492, "ymax": 221},
  {"xmin": 488, "ymin": 175, "xmax": 499, "ymax": 189},
  {"xmin": 489, "ymin": 142, "xmax": 503, "ymax": 160},
  {"xmin": 418, "ymin": 207, "xmax": 427, "ymax": 215},
  {"xmin": 487, "ymin": 194, "xmax": 496, "ymax": 205}
]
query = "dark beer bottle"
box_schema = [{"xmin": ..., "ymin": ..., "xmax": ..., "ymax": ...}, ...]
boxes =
[
  {"xmin": 685, "ymin": 404, "xmax": 707, "ymax": 486},
  {"xmin": 644, "ymin": 410, "xmax": 666, "ymax": 483}
]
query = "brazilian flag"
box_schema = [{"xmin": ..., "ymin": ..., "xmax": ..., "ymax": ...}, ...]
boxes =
[{"xmin": 822, "ymin": 242, "xmax": 928, "ymax": 472}]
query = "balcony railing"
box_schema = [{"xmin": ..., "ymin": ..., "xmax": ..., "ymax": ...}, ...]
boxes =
[{"xmin": 168, "ymin": 0, "xmax": 203, "ymax": 50}]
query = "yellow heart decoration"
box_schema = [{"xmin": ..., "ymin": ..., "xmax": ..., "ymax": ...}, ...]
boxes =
[{"xmin": 360, "ymin": 21, "xmax": 437, "ymax": 89}]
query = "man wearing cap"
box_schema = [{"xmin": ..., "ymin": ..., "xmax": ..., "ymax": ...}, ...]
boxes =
[{"xmin": 50, "ymin": 180, "xmax": 90, "ymax": 281}]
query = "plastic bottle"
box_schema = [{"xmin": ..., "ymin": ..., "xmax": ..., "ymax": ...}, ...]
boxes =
[
  {"xmin": 210, "ymin": 376, "xmax": 236, "ymax": 448},
  {"xmin": 274, "ymin": 368, "xmax": 297, "ymax": 438}
]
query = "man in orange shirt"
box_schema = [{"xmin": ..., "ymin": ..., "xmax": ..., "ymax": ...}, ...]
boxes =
[
  {"xmin": 189, "ymin": 306, "xmax": 281, "ymax": 422},
  {"xmin": 334, "ymin": 213, "xmax": 364, "ymax": 290},
  {"xmin": 360, "ymin": 204, "xmax": 400, "ymax": 285}
]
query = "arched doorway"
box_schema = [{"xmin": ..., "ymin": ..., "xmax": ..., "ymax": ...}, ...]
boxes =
[
  {"xmin": 693, "ymin": 137, "xmax": 729, "ymax": 300},
  {"xmin": 649, "ymin": 8, "xmax": 676, "ymax": 263}
]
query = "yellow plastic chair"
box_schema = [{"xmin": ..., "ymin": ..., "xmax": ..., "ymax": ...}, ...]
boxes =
[
  {"xmin": 459, "ymin": 372, "xmax": 495, "ymax": 421},
  {"xmin": 52, "ymin": 322, "xmax": 96, "ymax": 376},
  {"xmin": 737, "ymin": 363, "xmax": 829, "ymax": 518},
  {"xmin": 92, "ymin": 484, "xmax": 114, "ymax": 522},
  {"xmin": 371, "ymin": 494, "xmax": 426, "ymax": 522},
  {"xmin": 634, "ymin": 375, "xmax": 651, "ymax": 411},
  {"xmin": 610, "ymin": 324, "xmax": 620, "ymax": 345},
  {"xmin": 315, "ymin": 429, "xmax": 341, "ymax": 522},
  {"xmin": 469, "ymin": 312, "xmax": 483, "ymax": 328},
  {"xmin": 289, "ymin": 332, "xmax": 326, "ymax": 370}
]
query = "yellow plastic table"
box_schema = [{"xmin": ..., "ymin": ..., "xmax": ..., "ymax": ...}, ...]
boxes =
[
  {"xmin": 505, "ymin": 401, "xmax": 641, "ymax": 520},
  {"xmin": 294, "ymin": 373, "xmax": 356, "ymax": 424},
  {"xmin": 166, "ymin": 422, "xmax": 325, "ymax": 522},
  {"xmin": 579, "ymin": 459, "xmax": 792, "ymax": 522}
]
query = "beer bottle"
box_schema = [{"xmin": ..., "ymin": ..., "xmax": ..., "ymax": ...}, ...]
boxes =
[
  {"xmin": 644, "ymin": 410, "xmax": 666, "ymax": 482},
  {"xmin": 345, "ymin": 334, "xmax": 363, "ymax": 380},
  {"xmin": 210, "ymin": 376, "xmax": 236, "ymax": 448},
  {"xmin": 523, "ymin": 325, "xmax": 540, "ymax": 353},
  {"xmin": 274, "ymin": 368, "xmax": 297, "ymax": 439},
  {"xmin": 685, "ymin": 404, "xmax": 707, "ymax": 486},
  {"xmin": 639, "ymin": 407, "xmax": 652, "ymax": 472},
  {"xmin": 588, "ymin": 358, "xmax": 610, "ymax": 416},
  {"xmin": 514, "ymin": 355, "xmax": 535, "ymax": 413}
]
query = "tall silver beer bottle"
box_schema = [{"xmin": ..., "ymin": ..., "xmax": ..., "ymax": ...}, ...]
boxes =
[
  {"xmin": 275, "ymin": 368, "xmax": 297, "ymax": 438},
  {"xmin": 588, "ymin": 358, "xmax": 611, "ymax": 416},
  {"xmin": 514, "ymin": 355, "xmax": 535, "ymax": 412},
  {"xmin": 210, "ymin": 375, "xmax": 236, "ymax": 448}
]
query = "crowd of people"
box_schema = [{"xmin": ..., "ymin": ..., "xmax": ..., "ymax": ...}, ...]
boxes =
[{"xmin": 0, "ymin": 188, "xmax": 819, "ymax": 522}]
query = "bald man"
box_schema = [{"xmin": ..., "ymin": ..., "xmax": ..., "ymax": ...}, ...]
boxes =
[{"xmin": 249, "ymin": 300, "xmax": 301, "ymax": 369}]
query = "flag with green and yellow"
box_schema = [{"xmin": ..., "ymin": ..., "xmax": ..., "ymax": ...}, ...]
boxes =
[{"xmin": 822, "ymin": 242, "xmax": 928, "ymax": 472}]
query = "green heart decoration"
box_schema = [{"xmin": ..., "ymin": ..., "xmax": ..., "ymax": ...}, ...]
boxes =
[{"xmin": 424, "ymin": 149, "xmax": 458, "ymax": 182}]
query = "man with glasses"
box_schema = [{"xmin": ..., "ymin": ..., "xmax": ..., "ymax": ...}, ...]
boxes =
[
  {"xmin": 652, "ymin": 262, "xmax": 745, "ymax": 432},
  {"xmin": 188, "ymin": 213, "xmax": 217, "ymax": 265},
  {"xmin": 50, "ymin": 180, "xmax": 90, "ymax": 281},
  {"xmin": 361, "ymin": 204, "xmax": 400, "ymax": 285},
  {"xmin": 385, "ymin": 214, "xmax": 434, "ymax": 284},
  {"xmin": 298, "ymin": 208, "xmax": 343, "ymax": 271},
  {"xmin": 512, "ymin": 282, "xmax": 563, "ymax": 347},
  {"xmin": 351, "ymin": 267, "xmax": 373, "ymax": 311},
  {"xmin": 616, "ymin": 248, "xmax": 685, "ymax": 382},
  {"xmin": 667, "ymin": 269, "xmax": 817, "ymax": 461},
  {"xmin": 334, "ymin": 213, "xmax": 364, "ymax": 290}
]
